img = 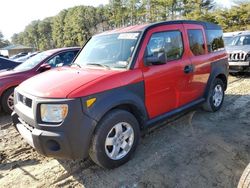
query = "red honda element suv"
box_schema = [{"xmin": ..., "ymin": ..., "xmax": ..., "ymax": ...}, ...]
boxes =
[{"xmin": 12, "ymin": 20, "xmax": 228, "ymax": 169}]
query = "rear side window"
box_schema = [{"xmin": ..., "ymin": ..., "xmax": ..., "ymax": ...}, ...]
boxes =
[
  {"xmin": 146, "ymin": 31, "xmax": 183, "ymax": 61},
  {"xmin": 206, "ymin": 30, "xmax": 224, "ymax": 52},
  {"xmin": 188, "ymin": 29, "xmax": 205, "ymax": 56}
]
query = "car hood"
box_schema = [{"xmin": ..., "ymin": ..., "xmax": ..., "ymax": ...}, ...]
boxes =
[
  {"xmin": 19, "ymin": 67, "xmax": 123, "ymax": 98},
  {"xmin": 226, "ymin": 45, "xmax": 250, "ymax": 53},
  {"xmin": 0, "ymin": 69, "xmax": 23, "ymax": 79}
]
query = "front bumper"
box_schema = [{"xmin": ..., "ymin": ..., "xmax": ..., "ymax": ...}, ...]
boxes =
[
  {"xmin": 229, "ymin": 61, "xmax": 250, "ymax": 66},
  {"xmin": 12, "ymin": 91, "xmax": 97, "ymax": 160},
  {"xmin": 228, "ymin": 61, "xmax": 250, "ymax": 72}
]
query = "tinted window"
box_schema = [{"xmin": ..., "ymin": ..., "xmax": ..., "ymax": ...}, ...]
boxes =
[
  {"xmin": 146, "ymin": 31, "xmax": 183, "ymax": 61},
  {"xmin": 47, "ymin": 50, "xmax": 78, "ymax": 67},
  {"xmin": 188, "ymin": 29, "xmax": 205, "ymax": 56},
  {"xmin": 207, "ymin": 30, "xmax": 224, "ymax": 52}
]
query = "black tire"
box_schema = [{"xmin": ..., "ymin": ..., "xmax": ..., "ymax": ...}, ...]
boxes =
[
  {"xmin": 202, "ymin": 78, "xmax": 225, "ymax": 112},
  {"xmin": 229, "ymin": 72, "xmax": 239, "ymax": 77},
  {"xmin": 1, "ymin": 87, "xmax": 15, "ymax": 114},
  {"xmin": 238, "ymin": 163, "xmax": 250, "ymax": 188},
  {"xmin": 89, "ymin": 109, "xmax": 140, "ymax": 169}
]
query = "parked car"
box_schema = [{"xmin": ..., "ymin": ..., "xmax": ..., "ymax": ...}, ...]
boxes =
[
  {"xmin": 9, "ymin": 52, "xmax": 28, "ymax": 60},
  {"xmin": 226, "ymin": 31, "xmax": 250, "ymax": 73},
  {"xmin": 0, "ymin": 57, "xmax": 21, "ymax": 71},
  {"xmin": 223, "ymin": 31, "xmax": 241, "ymax": 46},
  {"xmin": 0, "ymin": 47, "xmax": 80, "ymax": 113},
  {"xmin": 15, "ymin": 51, "xmax": 40, "ymax": 63},
  {"xmin": 12, "ymin": 20, "xmax": 228, "ymax": 169}
]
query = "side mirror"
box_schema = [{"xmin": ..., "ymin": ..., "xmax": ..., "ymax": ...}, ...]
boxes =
[
  {"xmin": 38, "ymin": 63, "xmax": 51, "ymax": 72},
  {"xmin": 145, "ymin": 51, "xmax": 167, "ymax": 66}
]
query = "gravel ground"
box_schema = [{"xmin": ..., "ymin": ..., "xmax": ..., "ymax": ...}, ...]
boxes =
[{"xmin": 0, "ymin": 75, "xmax": 249, "ymax": 188}]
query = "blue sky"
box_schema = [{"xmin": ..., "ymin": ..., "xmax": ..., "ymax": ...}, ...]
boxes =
[{"xmin": 0, "ymin": 0, "xmax": 234, "ymax": 40}]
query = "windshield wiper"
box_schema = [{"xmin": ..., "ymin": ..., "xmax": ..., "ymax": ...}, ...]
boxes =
[{"xmin": 86, "ymin": 63, "xmax": 110, "ymax": 69}]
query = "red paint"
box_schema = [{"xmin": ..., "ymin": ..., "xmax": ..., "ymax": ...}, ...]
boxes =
[
  {"xmin": 0, "ymin": 47, "xmax": 80, "ymax": 97},
  {"xmin": 16, "ymin": 22, "xmax": 227, "ymax": 120}
]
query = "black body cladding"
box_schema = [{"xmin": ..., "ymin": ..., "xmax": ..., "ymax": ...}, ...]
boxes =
[{"xmin": 81, "ymin": 81, "xmax": 148, "ymax": 127}]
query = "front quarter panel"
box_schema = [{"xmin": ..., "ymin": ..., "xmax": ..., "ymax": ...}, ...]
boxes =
[{"xmin": 80, "ymin": 81, "xmax": 148, "ymax": 126}]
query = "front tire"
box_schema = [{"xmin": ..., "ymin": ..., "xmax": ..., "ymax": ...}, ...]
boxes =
[
  {"xmin": 238, "ymin": 163, "xmax": 250, "ymax": 188},
  {"xmin": 89, "ymin": 109, "xmax": 140, "ymax": 169},
  {"xmin": 1, "ymin": 87, "xmax": 15, "ymax": 114},
  {"xmin": 203, "ymin": 78, "xmax": 225, "ymax": 112}
]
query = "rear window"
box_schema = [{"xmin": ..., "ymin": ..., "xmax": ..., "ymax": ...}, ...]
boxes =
[
  {"xmin": 188, "ymin": 29, "xmax": 205, "ymax": 56},
  {"xmin": 206, "ymin": 30, "xmax": 224, "ymax": 52}
]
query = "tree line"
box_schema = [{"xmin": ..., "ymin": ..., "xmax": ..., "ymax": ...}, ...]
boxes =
[{"xmin": 6, "ymin": 0, "xmax": 250, "ymax": 51}]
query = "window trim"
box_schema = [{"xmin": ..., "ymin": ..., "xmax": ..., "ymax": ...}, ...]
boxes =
[
  {"xmin": 187, "ymin": 29, "xmax": 206, "ymax": 56},
  {"xmin": 144, "ymin": 30, "xmax": 184, "ymax": 65}
]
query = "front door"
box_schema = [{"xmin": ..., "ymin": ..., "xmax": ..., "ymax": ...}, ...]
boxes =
[{"xmin": 141, "ymin": 24, "xmax": 192, "ymax": 119}]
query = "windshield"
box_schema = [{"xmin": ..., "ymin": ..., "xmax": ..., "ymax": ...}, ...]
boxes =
[
  {"xmin": 230, "ymin": 35, "xmax": 250, "ymax": 46},
  {"xmin": 14, "ymin": 51, "xmax": 52, "ymax": 71},
  {"xmin": 73, "ymin": 32, "xmax": 141, "ymax": 69}
]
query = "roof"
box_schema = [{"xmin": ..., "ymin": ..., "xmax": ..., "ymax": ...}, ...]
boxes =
[
  {"xmin": 44, "ymin": 47, "xmax": 81, "ymax": 54},
  {"xmin": 237, "ymin": 31, "xmax": 250, "ymax": 36},
  {"xmin": 0, "ymin": 44, "xmax": 34, "ymax": 50},
  {"xmin": 96, "ymin": 20, "xmax": 222, "ymax": 36},
  {"xmin": 223, "ymin": 31, "xmax": 250, "ymax": 37}
]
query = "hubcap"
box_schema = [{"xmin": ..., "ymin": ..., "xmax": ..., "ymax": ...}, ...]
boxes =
[
  {"xmin": 212, "ymin": 84, "xmax": 223, "ymax": 107},
  {"xmin": 7, "ymin": 92, "xmax": 14, "ymax": 111},
  {"xmin": 105, "ymin": 122, "xmax": 134, "ymax": 160}
]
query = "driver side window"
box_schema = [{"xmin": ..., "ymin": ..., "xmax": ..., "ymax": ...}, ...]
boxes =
[
  {"xmin": 146, "ymin": 32, "xmax": 165, "ymax": 57},
  {"xmin": 145, "ymin": 30, "xmax": 183, "ymax": 61}
]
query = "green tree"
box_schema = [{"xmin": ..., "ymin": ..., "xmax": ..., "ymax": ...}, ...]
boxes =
[
  {"xmin": 183, "ymin": 0, "xmax": 215, "ymax": 20},
  {"xmin": 37, "ymin": 17, "xmax": 54, "ymax": 50},
  {"xmin": 0, "ymin": 31, "xmax": 10, "ymax": 48},
  {"xmin": 52, "ymin": 9, "xmax": 68, "ymax": 48}
]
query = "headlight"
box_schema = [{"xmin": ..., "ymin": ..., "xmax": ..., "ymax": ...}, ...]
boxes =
[{"xmin": 40, "ymin": 104, "xmax": 68, "ymax": 123}]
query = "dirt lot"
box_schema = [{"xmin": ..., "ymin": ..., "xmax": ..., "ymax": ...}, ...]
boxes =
[{"xmin": 0, "ymin": 75, "xmax": 249, "ymax": 188}]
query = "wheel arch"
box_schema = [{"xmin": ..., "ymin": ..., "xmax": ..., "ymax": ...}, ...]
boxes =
[
  {"xmin": 0, "ymin": 85, "xmax": 17, "ymax": 103},
  {"xmin": 204, "ymin": 59, "xmax": 228, "ymax": 99},
  {"xmin": 216, "ymin": 73, "xmax": 227, "ymax": 90},
  {"xmin": 81, "ymin": 82, "xmax": 148, "ymax": 130},
  {"xmin": 108, "ymin": 103, "xmax": 147, "ymax": 130}
]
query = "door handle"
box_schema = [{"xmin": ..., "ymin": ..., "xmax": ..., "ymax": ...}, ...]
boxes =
[{"xmin": 184, "ymin": 65, "xmax": 193, "ymax": 74}]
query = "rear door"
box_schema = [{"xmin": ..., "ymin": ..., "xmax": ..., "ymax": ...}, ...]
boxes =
[{"xmin": 183, "ymin": 24, "xmax": 210, "ymax": 100}]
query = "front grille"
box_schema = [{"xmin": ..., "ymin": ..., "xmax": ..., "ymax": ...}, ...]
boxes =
[
  {"xmin": 18, "ymin": 93, "xmax": 32, "ymax": 108},
  {"xmin": 229, "ymin": 52, "xmax": 247, "ymax": 61}
]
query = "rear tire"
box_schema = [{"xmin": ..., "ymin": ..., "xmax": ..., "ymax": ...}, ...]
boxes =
[
  {"xmin": 238, "ymin": 163, "xmax": 250, "ymax": 188},
  {"xmin": 203, "ymin": 78, "xmax": 225, "ymax": 112},
  {"xmin": 1, "ymin": 87, "xmax": 15, "ymax": 114},
  {"xmin": 89, "ymin": 109, "xmax": 140, "ymax": 169}
]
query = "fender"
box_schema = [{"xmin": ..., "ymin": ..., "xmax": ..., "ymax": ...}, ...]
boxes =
[
  {"xmin": 80, "ymin": 81, "xmax": 148, "ymax": 126},
  {"xmin": 204, "ymin": 58, "xmax": 229, "ymax": 98}
]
